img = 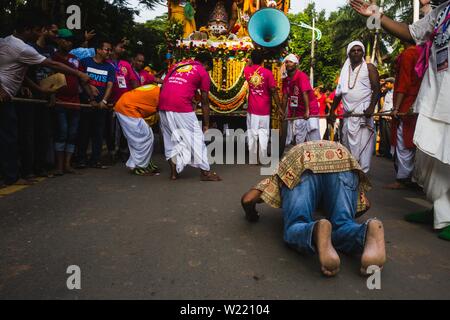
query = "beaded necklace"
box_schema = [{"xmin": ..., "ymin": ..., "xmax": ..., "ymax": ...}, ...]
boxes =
[{"xmin": 348, "ymin": 62, "xmax": 363, "ymax": 90}]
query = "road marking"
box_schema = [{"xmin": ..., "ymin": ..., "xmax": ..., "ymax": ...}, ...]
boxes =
[{"xmin": 0, "ymin": 178, "xmax": 46, "ymax": 198}]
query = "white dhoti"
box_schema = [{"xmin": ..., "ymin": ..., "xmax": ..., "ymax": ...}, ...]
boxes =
[
  {"xmin": 293, "ymin": 118, "xmax": 321, "ymax": 144},
  {"xmin": 247, "ymin": 113, "xmax": 270, "ymax": 160},
  {"xmin": 341, "ymin": 116, "xmax": 375, "ymax": 174},
  {"xmin": 395, "ymin": 120, "xmax": 415, "ymax": 180},
  {"xmin": 337, "ymin": 56, "xmax": 374, "ymax": 173},
  {"xmin": 285, "ymin": 120, "xmax": 294, "ymax": 146},
  {"xmin": 414, "ymin": 150, "xmax": 450, "ymax": 230},
  {"xmin": 159, "ymin": 110, "xmax": 210, "ymax": 173},
  {"xmin": 413, "ymin": 114, "xmax": 450, "ymax": 230},
  {"xmin": 319, "ymin": 118, "xmax": 327, "ymax": 140},
  {"xmin": 116, "ymin": 113, "xmax": 154, "ymax": 169}
]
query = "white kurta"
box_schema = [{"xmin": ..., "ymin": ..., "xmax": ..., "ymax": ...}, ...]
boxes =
[
  {"xmin": 159, "ymin": 110, "xmax": 210, "ymax": 173},
  {"xmin": 409, "ymin": 2, "xmax": 450, "ymax": 229},
  {"xmin": 337, "ymin": 62, "xmax": 375, "ymax": 173},
  {"xmin": 116, "ymin": 113, "xmax": 154, "ymax": 169}
]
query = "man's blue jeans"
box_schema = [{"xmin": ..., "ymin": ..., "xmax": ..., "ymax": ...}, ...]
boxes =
[
  {"xmin": 55, "ymin": 107, "xmax": 80, "ymax": 154},
  {"xmin": 281, "ymin": 171, "xmax": 370, "ymax": 255}
]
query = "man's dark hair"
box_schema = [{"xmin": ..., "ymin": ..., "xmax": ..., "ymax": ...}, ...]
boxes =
[
  {"xmin": 251, "ymin": 50, "xmax": 265, "ymax": 65},
  {"xmin": 93, "ymin": 39, "xmax": 112, "ymax": 50},
  {"xmin": 15, "ymin": 8, "xmax": 49, "ymax": 33},
  {"xmin": 195, "ymin": 52, "xmax": 213, "ymax": 68}
]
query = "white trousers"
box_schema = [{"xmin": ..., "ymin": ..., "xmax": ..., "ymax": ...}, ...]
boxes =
[
  {"xmin": 395, "ymin": 120, "xmax": 415, "ymax": 180},
  {"xmin": 247, "ymin": 113, "xmax": 270, "ymax": 160},
  {"xmin": 293, "ymin": 118, "xmax": 321, "ymax": 144},
  {"xmin": 341, "ymin": 117, "xmax": 375, "ymax": 173},
  {"xmin": 159, "ymin": 111, "xmax": 210, "ymax": 173},
  {"xmin": 116, "ymin": 113, "xmax": 154, "ymax": 169},
  {"xmin": 414, "ymin": 150, "xmax": 450, "ymax": 229}
]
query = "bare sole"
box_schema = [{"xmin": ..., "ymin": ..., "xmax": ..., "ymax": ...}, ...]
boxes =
[
  {"xmin": 361, "ymin": 220, "xmax": 386, "ymax": 276},
  {"xmin": 314, "ymin": 220, "xmax": 341, "ymax": 277}
]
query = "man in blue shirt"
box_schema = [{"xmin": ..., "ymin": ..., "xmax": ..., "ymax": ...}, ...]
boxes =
[{"xmin": 76, "ymin": 40, "xmax": 115, "ymax": 169}]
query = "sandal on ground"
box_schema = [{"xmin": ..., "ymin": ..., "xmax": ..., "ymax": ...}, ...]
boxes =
[
  {"xmin": 201, "ymin": 171, "xmax": 222, "ymax": 182},
  {"xmin": 54, "ymin": 170, "xmax": 64, "ymax": 177},
  {"xmin": 90, "ymin": 162, "xmax": 109, "ymax": 169},
  {"xmin": 147, "ymin": 161, "xmax": 161, "ymax": 175},
  {"xmin": 131, "ymin": 167, "xmax": 155, "ymax": 176}
]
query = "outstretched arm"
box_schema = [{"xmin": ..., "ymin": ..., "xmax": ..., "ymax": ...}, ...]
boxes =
[{"xmin": 350, "ymin": 0, "xmax": 414, "ymax": 42}]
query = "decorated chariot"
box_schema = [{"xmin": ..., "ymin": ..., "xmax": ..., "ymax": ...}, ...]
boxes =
[{"xmin": 166, "ymin": 0, "xmax": 291, "ymax": 128}]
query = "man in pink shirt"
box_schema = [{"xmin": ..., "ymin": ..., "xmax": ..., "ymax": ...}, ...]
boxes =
[
  {"xmin": 131, "ymin": 53, "xmax": 163, "ymax": 86},
  {"xmin": 282, "ymin": 54, "xmax": 320, "ymax": 144},
  {"xmin": 159, "ymin": 52, "xmax": 221, "ymax": 182},
  {"xmin": 244, "ymin": 50, "xmax": 281, "ymax": 164}
]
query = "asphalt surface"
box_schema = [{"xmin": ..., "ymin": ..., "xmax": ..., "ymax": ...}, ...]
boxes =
[{"xmin": 0, "ymin": 146, "xmax": 449, "ymax": 300}]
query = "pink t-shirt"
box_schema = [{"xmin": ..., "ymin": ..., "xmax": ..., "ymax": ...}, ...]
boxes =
[
  {"xmin": 159, "ymin": 60, "xmax": 211, "ymax": 113},
  {"xmin": 244, "ymin": 65, "xmax": 276, "ymax": 116},
  {"xmin": 108, "ymin": 59, "xmax": 139, "ymax": 103},
  {"xmin": 282, "ymin": 70, "xmax": 319, "ymax": 118},
  {"xmin": 138, "ymin": 69, "xmax": 156, "ymax": 86}
]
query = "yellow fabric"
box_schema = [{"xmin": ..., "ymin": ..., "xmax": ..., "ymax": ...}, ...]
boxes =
[
  {"xmin": 254, "ymin": 141, "xmax": 372, "ymax": 213},
  {"xmin": 170, "ymin": 3, "xmax": 196, "ymax": 38},
  {"xmin": 114, "ymin": 85, "xmax": 160, "ymax": 119}
]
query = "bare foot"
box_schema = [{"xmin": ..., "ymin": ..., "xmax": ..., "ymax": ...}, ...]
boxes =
[
  {"xmin": 361, "ymin": 220, "xmax": 386, "ymax": 276},
  {"xmin": 314, "ymin": 220, "xmax": 340, "ymax": 277},
  {"xmin": 168, "ymin": 160, "xmax": 178, "ymax": 180}
]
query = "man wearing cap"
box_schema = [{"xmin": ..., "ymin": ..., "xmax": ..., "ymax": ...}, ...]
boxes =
[
  {"xmin": 350, "ymin": 0, "xmax": 450, "ymax": 241},
  {"xmin": 282, "ymin": 54, "xmax": 321, "ymax": 145},
  {"xmin": 329, "ymin": 41, "xmax": 380, "ymax": 173},
  {"xmin": 52, "ymin": 29, "xmax": 96, "ymax": 175}
]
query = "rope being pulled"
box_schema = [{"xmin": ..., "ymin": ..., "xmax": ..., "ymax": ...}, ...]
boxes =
[{"xmin": 11, "ymin": 97, "xmax": 114, "ymax": 109}]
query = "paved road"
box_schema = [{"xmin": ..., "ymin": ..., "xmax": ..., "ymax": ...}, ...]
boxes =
[{"xmin": 0, "ymin": 151, "xmax": 449, "ymax": 300}]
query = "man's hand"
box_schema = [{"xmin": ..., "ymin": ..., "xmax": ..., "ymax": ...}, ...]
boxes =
[
  {"xmin": 99, "ymin": 101, "xmax": 108, "ymax": 109},
  {"xmin": 90, "ymin": 100, "xmax": 99, "ymax": 109},
  {"xmin": 364, "ymin": 107, "xmax": 375, "ymax": 118},
  {"xmin": 349, "ymin": 0, "xmax": 374, "ymax": 17},
  {"xmin": 78, "ymin": 72, "xmax": 90, "ymax": 83},
  {"xmin": 327, "ymin": 112, "xmax": 337, "ymax": 125},
  {"xmin": 303, "ymin": 110, "xmax": 310, "ymax": 120},
  {"xmin": 20, "ymin": 87, "xmax": 33, "ymax": 98},
  {"xmin": 89, "ymin": 85, "xmax": 100, "ymax": 97},
  {"xmin": 84, "ymin": 30, "xmax": 96, "ymax": 42},
  {"xmin": 0, "ymin": 85, "xmax": 11, "ymax": 103},
  {"xmin": 391, "ymin": 109, "xmax": 399, "ymax": 119}
]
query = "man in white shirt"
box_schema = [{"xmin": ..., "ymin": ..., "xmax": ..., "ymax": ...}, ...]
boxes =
[
  {"xmin": 351, "ymin": 0, "xmax": 450, "ymax": 241},
  {"xmin": 0, "ymin": 9, "xmax": 90, "ymax": 188}
]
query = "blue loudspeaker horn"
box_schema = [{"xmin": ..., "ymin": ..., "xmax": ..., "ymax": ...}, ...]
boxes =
[{"xmin": 248, "ymin": 8, "xmax": 291, "ymax": 48}]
